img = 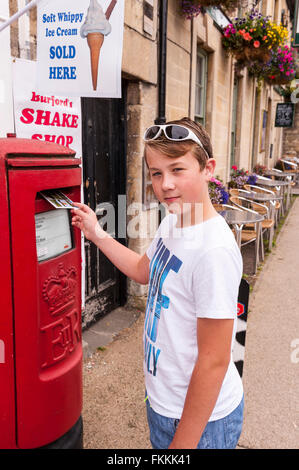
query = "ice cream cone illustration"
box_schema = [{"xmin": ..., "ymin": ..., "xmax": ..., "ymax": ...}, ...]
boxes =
[
  {"xmin": 87, "ymin": 32, "xmax": 104, "ymax": 91},
  {"xmin": 81, "ymin": 0, "xmax": 118, "ymax": 91}
]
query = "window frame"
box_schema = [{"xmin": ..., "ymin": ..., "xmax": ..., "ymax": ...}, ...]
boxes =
[{"xmin": 194, "ymin": 48, "xmax": 208, "ymax": 126}]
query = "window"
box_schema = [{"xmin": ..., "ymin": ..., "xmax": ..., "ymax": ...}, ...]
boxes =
[
  {"xmin": 230, "ymin": 77, "xmax": 239, "ymax": 168},
  {"xmin": 195, "ymin": 49, "xmax": 207, "ymax": 126}
]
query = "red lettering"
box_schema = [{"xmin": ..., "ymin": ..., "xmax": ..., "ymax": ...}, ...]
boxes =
[
  {"xmin": 70, "ymin": 115, "xmax": 79, "ymax": 128},
  {"xmin": 40, "ymin": 309, "xmax": 80, "ymax": 369},
  {"xmin": 20, "ymin": 108, "xmax": 34, "ymax": 124},
  {"xmin": 21, "ymin": 109, "xmax": 79, "ymax": 128},
  {"xmin": 51, "ymin": 112, "xmax": 61, "ymax": 127},
  {"xmin": 41, "ymin": 318, "xmax": 68, "ymax": 368},
  {"xmin": 66, "ymin": 310, "xmax": 81, "ymax": 350},
  {"xmin": 31, "ymin": 91, "xmax": 40, "ymax": 103},
  {"xmin": 56, "ymin": 135, "xmax": 65, "ymax": 145},
  {"xmin": 66, "ymin": 136, "xmax": 73, "ymax": 147},
  {"xmin": 32, "ymin": 134, "xmax": 43, "ymax": 140},
  {"xmin": 44, "ymin": 135, "xmax": 56, "ymax": 143},
  {"xmin": 35, "ymin": 110, "xmax": 51, "ymax": 126},
  {"xmin": 32, "ymin": 134, "xmax": 74, "ymax": 146},
  {"xmin": 61, "ymin": 114, "xmax": 71, "ymax": 127}
]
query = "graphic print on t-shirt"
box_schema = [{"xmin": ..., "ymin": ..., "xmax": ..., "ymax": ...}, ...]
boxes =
[{"xmin": 144, "ymin": 238, "xmax": 182, "ymax": 376}]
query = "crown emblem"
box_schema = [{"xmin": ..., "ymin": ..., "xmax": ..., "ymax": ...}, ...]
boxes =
[{"xmin": 42, "ymin": 263, "xmax": 78, "ymax": 316}]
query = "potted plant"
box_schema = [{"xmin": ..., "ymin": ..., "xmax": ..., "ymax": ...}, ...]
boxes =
[
  {"xmin": 208, "ymin": 177, "xmax": 229, "ymax": 204},
  {"xmin": 228, "ymin": 166, "xmax": 257, "ymax": 188},
  {"xmin": 277, "ymin": 81, "xmax": 299, "ymax": 102},
  {"xmin": 222, "ymin": 9, "xmax": 289, "ymax": 66},
  {"xmin": 253, "ymin": 163, "xmax": 267, "ymax": 176}
]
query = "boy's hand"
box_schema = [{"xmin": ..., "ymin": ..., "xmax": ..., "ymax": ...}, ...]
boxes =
[{"xmin": 71, "ymin": 202, "xmax": 107, "ymax": 243}]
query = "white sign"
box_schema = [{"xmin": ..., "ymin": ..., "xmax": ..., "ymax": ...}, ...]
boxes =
[
  {"xmin": 37, "ymin": 0, "xmax": 124, "ymax": 97},
  {"xmin": 35, "ymin": 210, "xmax": 72, "ymax": 262},
  {"xmin": 12, "ymin": 58, "xmax": 82, "ymax": 155},
  {"xmin": 0, "ymin": 0, "xmax": 14, "ymax": 136}
]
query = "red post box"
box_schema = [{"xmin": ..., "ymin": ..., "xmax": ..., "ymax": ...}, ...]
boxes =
[{"xmin": 0, "ymin": 137, "xmax": 83, "ymax": 449}]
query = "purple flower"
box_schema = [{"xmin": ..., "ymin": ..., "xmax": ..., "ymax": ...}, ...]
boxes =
[
  {"xmin": 220, "ymin": 188, "xmax": 229, "ymax": 204},
  {"xmin": 247, "ymin": 174, "xmax": 257, "ymax": 185}
]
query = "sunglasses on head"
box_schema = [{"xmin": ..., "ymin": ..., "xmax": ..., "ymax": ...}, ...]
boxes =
[{"xmin": 143, "ymin": 124, "xmax": 210, "ymax": 160}]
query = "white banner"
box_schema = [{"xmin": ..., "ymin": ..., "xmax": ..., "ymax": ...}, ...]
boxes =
[
  {"xmin": 12, "ymin": 58, "xmax": 85, "ymax": 310},
  {"xmin": 0, "ymin": 0, "xmax": 14, "ymax": 137},
  {"xmin": 12, "ymin": 58, "xmax": 82, "ymax": 157},
  {"xmin": 37, "ymin": 0, "xmax": 124, "ymax": 97}
]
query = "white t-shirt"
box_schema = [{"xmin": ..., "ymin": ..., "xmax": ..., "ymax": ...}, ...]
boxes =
[{"xmin": 144, "ymin": 213, "xmax": 244, "ymax": 421}]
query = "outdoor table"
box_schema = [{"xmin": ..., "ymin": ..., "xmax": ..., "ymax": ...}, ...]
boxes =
[
  {"xmin": 264, "ymin": 169, "xmax": 298, "ymax": 189},
  {"xmin": 264, "ymin": 169, "xmax": 297, "ymax": 179},
  {"xmin": 220, "ymin": 209, "xmax": 264, "ymax": 274},
  {"xmin": 256, "ymin": 176, "xmax": 292, "ymax": 211},
  {"xmin": 243, "ymin": 191, "xmax": 283, "ymax": 247}
]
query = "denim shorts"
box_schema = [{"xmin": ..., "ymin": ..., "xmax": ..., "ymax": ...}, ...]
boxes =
[{"xmin": 146, "ymin": 395, "xmax": 244, "ymax": 449}]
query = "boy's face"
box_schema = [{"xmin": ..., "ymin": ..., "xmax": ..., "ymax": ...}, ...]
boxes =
[{"xmin": 146, "ymin": 146, "xmax": 216, "ymax": 218}]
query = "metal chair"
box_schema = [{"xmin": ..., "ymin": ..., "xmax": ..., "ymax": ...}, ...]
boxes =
[
  {"xmin": 230, "ymin": 196, "xmax": 269, "ymax": 263},
  {"xmin": 229, "ymin": 188, "xmax": 252, "ymax": 197},
  {"xmin": 229, "ymin": 196, "xmax": 262, "ymax": 256},
  {"xmin": 230, "ymin": 184, "xmax": 275, "ymax": 244},
  {"xmin": 255, "ymin": 176, "xmax": 285, "ymax": 218},
  {"xmin": 213, "ymin": 203, "xmax": 258, "ymax": 259},
  {"xmin": 213, "ymin": 203, "xmax": 242, "ymax": 212},
  {"xmin": 244, "ymin": 184, "xmax": 281, "ymax": 227},
  {"xmin": 280, "ymin": 159, "xmax": 298, "ymax": 171}
]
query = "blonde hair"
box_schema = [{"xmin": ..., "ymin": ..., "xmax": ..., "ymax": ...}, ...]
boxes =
[{"xmin": 144, "ymin": 117, "xmax": 213, "ymax": 171}]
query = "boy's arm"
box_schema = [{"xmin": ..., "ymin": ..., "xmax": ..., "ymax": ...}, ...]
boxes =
[
  {"xmin": 71, "ymin": 203, "xmax": 150, "ymax": 285},
  {"xmin": 168, "ymin": 317, "xmax": 234, "ymax": 449}
]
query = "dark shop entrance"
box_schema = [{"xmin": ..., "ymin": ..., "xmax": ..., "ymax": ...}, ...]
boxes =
[{"xmin": 81, "ymin": 81, "xmax": 127, "ymax": 328}]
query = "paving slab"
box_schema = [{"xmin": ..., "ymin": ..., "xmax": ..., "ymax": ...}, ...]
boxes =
[{"xmin": 83, "ymin": 307, "xmax": 142, "ymax": 358}]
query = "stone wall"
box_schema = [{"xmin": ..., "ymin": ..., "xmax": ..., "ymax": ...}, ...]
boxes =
[{"xmin": 282, "ymin": 103, "xmax": 299, "ymax": 156}]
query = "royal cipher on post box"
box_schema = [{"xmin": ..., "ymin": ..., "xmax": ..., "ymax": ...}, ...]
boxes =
[{"xmin": 0, "ymin": 137, "xmax": 83, "ymax": 449}]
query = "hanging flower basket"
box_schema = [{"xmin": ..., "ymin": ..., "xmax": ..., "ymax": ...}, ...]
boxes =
[
  {"xmin": 247, "ymin": 45, "xmax": 296, "ymax": 86},
  {"xmin": 180, "ymin": 0, "xmax": 203, "ymax": 19},
  {"xmin": 234, "ymin": 46, "xmax": 271, "ymax": 64},
  {"xmin": 264, "ymin": 46, "xmax": 296, "ymax": 85},
  {"xmin": 180, "ymin": 0, "xmax": 242, "ymax": 19},
  {"xmin": 222, "ymin": 9, "xmax": 289, "ymax": 67},
  {"xmin": 264, "ymin": 76, "xmax": 291, "ymax": 85}
]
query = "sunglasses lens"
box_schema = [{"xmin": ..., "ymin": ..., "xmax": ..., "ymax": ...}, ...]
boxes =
[
  {"xmin": 165, "ymin": 125, "xmax": 189, "ymax": 140},
  {"xmin": 144, "ymin": 126, "xmax": 160, "ymax": 140}
]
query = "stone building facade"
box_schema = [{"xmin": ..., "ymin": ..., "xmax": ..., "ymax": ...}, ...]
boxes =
[
  {"xmin": 283, "ymin": 100, "xmax": 299, "ymax": 155},
  {"xmin": 0, "ymin": 0, "xmax": 296, "ymax": 317}
]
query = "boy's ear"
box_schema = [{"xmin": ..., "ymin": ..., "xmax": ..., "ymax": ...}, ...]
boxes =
[{"xmin": 205, "ymin": 158, "xmax": 216, "ymax": 179}]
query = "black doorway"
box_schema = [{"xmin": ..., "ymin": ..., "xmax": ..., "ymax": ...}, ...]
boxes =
[{"xmin": 81, "ymin": 81, "xmax": 127, "ymax": 328}]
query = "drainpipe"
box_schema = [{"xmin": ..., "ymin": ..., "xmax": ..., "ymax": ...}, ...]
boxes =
[{"xmin": 155, "ymin": 0, "xmax": 168, "ymax": 125}]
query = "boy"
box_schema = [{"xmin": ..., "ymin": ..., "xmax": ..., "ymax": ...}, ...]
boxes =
[{"xmin": 71, "ymin": 117, "xmax": 244, "ymax": 449}]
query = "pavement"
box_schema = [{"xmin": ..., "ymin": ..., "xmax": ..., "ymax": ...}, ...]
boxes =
[{"xmin": 82, "ymin": 195, "xmax": 299, "ymax": 449}]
